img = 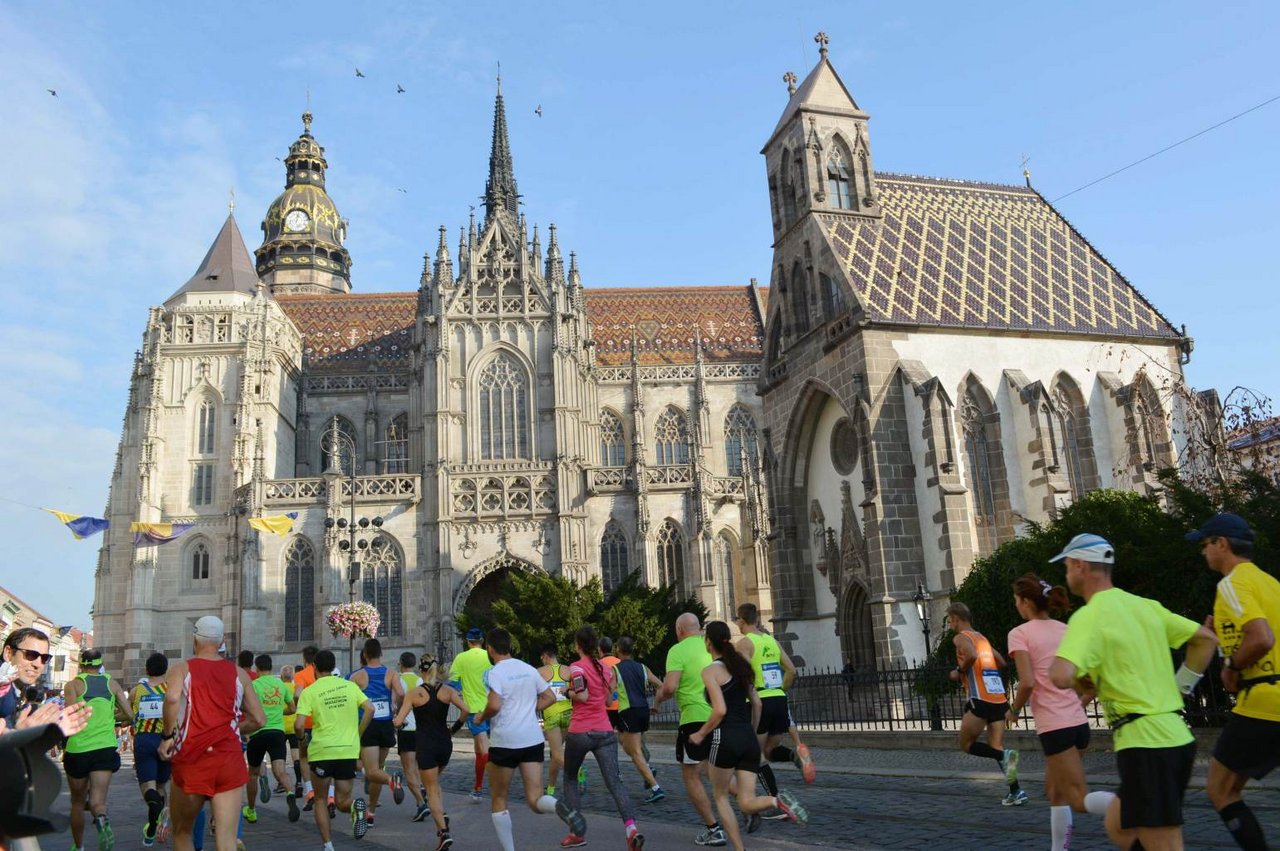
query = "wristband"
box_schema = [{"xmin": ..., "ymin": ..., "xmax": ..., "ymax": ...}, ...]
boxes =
[{"xmin": 1175, "ymin": 663, "xmax": 1204, "ymax": 696}]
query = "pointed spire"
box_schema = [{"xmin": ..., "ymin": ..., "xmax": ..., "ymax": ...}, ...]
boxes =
[
  {"xmin": 167, "ymin": 214, "xmax": 261, "ymax": 304},
  {"xmin": 567, "ymin": 251, "xmax": 581, "ymax": 289},
  {"xmin": 484, "ymin": 81, "xmax": 520, "ymax": 222},
  {"xmin": 531, "ymin": 224, "xmax": 541, "ymax": 265},
  {"xmin": 545, "ymin": 223, "xmax": 564, "ymax": 284},
  {"xmin": 433, "ymin": 224, "xmax": 453, "ymax": 287}
]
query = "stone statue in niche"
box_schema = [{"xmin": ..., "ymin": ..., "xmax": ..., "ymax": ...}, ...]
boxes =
[
  {"xmin": 838, "ymin": 481, "xmax": 868, "ymax": 596},
  {"xmin": 810, "ymin": 500, "xmax": 828, "ymax": 577}
]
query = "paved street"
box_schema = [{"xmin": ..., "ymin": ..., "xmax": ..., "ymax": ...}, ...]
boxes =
[{"xmin": 39, "ymin": 736, "xmax": 1280, "ymax": 850}]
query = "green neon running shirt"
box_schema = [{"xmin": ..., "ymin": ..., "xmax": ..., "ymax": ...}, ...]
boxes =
[
  {"xmin": 665, "ymin": 635, "xmax": 713, "ymax": 725},
  {"xmin": 296, "ymin": 675, "xmax": 366, "ymax": 761},
  {"xmin": 251, "ymin": 674, "xmax": 289, "ymax": 735},
  {"xmin": 450, "ymin": 647, "xmax": 493, "ymax": 713}
]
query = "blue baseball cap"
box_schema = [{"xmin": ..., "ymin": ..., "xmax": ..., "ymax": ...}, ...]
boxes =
[
  {"xmin": 1049, "ymin": 533, "xmax": 1115, "ymax": 564},
  {"xmin": 465, "ymin": 628, "xmax": 484, "ymax": 641},
  {"xmin": 1185, "ymin": 512, "xmax": 1254, "ymax": 543}
]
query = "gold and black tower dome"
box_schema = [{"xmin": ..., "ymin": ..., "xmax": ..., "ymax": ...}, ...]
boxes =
[{"xmin": 255, "ymin": 112, "xmax": 352, "ymax": 295}]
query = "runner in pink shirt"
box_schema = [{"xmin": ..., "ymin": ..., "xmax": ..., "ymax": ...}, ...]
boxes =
[{"xmin": 1007, "ymin": 573, "xmax": 1114, "ymax": 850}]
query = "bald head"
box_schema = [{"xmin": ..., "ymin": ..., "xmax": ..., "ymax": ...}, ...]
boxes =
[{"xmin": 675, "ymin": 612, "xmax": 702, "ymax": 639}]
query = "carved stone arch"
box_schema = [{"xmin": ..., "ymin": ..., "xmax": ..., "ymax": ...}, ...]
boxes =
[
  {"xmin": 1050, "ymin": 371, "xmax": 1099, "ymax": 498},
  {"xmin": 958, "ymin": 374, "xmax": 1012, "ymax": 556},
  {"xmin": 182, "ymin": 534, "xmax": 214, "ymax": 585},
  {"xmin": 653, "ymin": 405, "xmax": 691, "ymax": 466},
  {"xmin": 599, "ymin": 407, "xmax": 628, "ymax": 467},
  {"xmin": 468, "ymin": 343, "xmax": 535, "ymax": 461},
  {"xmin": 824, "ymin": 132, "xmax": 856, "ymax": 211},
  {"xmin": 836, "ymin": 577, "xmax": 877, "ymax": 670},
  {"xmin": 362, "ymin": 531, "xmax": 405, "ymax": 637},
  {"xmin": 713, "ymin": 527, "xmax": 741, "ymax": 617},
  {"xmin": 655, "ymin": 518, "xmax": 688, "ymax": 591},
  {"xmin": 180, "ymin": 375, "xmax": 225, "ymax": 407},
  {"xmin": 282, "ymin": 535, "xmax": 316, "ymax": 642},
  {"xmin": 453, "ymin": 553, "xmax": 543, "ymax": 616}
]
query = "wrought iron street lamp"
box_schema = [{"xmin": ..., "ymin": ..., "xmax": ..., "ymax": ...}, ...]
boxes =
[{"xmin": 912, "ymin": 583, "xmax": 932, "ymax": 657}]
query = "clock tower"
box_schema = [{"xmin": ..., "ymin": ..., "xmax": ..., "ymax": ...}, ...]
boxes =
[{"xmin": 256, "ymin": 112, "xmax": 353, "ymax": 295}]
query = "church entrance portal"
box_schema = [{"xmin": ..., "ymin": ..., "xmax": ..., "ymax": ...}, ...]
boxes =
[{"xmin": 454, "ymin": 554, "xmax": 541, "ymax": 626}]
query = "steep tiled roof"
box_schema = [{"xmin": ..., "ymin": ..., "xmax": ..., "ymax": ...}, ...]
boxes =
[
  {"xmin": 585, "ymin": 286, "xmax": 766, "ymax": 365},
  {"xmin": 821, "ymin": 174, "xmax": 1181, "ymax": 339},
  {"xmin": 277, "ymin": 293, "xmax": 415, "ymax": 371},
  {"xmin": 276, "ymin": 285, "xmax": 769, "ymax": 372},
  {"xmin": 166, "ymin": 214, "xmax": 260, "ymax": 304}
]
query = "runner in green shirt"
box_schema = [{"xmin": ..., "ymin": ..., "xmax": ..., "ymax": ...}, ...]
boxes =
[
  {"xmin": 1048, "ymin": 533, "xmax": 1217, "ymax": 851},
  {"xmin": 295, "ymin": 649, "xmax": 373, "ymax": 849},
  {"xmin": 655, "ymin": 612, "xmax": 724, "ymax": 847},
  {"xmin": 448, "ymin": 628, "xmax": 494, "ymax": 799},
  {"xmin": 243, "ymin": 654, "xmax": 299, "ymax": 824}
]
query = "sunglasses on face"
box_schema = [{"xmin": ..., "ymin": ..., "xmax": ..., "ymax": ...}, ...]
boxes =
[{"xmin": 15, "ymin": 648, "xmax": 53, "ymax": 664}]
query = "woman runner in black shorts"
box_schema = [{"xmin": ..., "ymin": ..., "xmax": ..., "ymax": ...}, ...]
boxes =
[
  {"xmin": 394, "ymin": 656, "xmax": 469, "ymax": 851},
  {"xmin": 687, "ymin": 621, "xmax": 808, "ymax": 851}
]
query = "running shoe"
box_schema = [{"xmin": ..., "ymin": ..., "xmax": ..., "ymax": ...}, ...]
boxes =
[
  {"xmin": 259, "ymin": 772, "xmax": 272, "ymax": 804},
  {"xmin": 760, "ymin": 807, "xmax": 788, "ymax": 820},
  {"xmin": 328, "ymin": 800, "xmax": 337, "ymax": 820},
  {"xmin": 366, "ymin": 813, "xmax": 376, "ymax": 827},
  {"xmin": 391, "ymin": 770, "xmax": 405, "ymax": 805},
  {"xmin": 303, "ymin": 790, "xmax": 316, "ymax": 812},
  {"xmin": 545, "ymin": 784, "xmax": 556, "ymax": 796},
  {"xmin": 141, "ymin": 823, "xmax": 156, "ymax": 848},
  {"xmin": 274, "ymin": 782, "xmax": 287, "ymax": 794},
  {"xmin": 627, "ymin": 830, "xmax": 645, "ymax": 850},
  {"xmin": 642, "ymin": 786, "xmax": 665, "ymax": 804},
  {"xmin": 559, "ymin": 835, "xmax": 586, "ymax": 848},
  {"xmin": 554, "ymin": 799, "xmax": 587, "ymax": 837},
  {"xmin": 411, "ymin": 802, "xmax": 431, "ymax": 823},
  {"xmin": 352, "ymin": 797, "xmax": 368, "ymax": 839},
  {"xmin": 287, "ymin": 792, "xmax": 300, "ymax": 823},
  {"xmin": 242, "ymin": 806, "xmax": 257, "ymax": 824},
  {"xmin": 792, "ymin": 743, "xmax": 817, "ymax": 784},
  {"xmin": 1002, "ymin": 790, "xmax": 1029, "ymax": 807},
  {"xmin": 777, "ymin": 790, "xmax": 809, "ymax": 826},
  {"xmin": 746, "ymin": 812, "xmax": 761, "ymax": 834},
  {"xmin": 468, "ymin": 789, "xmax": 485, "ymax": 803},
  {"xmin": 693, "ymin": 825, "xmax": 726, "ymax": 846},
  {"xmin": 156, "ymin": 807, "xmax": 171, "ymax": 844},
  {"xmin": 434, "ymin": 831, "xmax": 453, "ymax": 851},
  {"xmin": 1001, "ymin": 748, "xmax": 1020, "ymax": 784},
  {"xmin": 94, "ymin": 814, "xmax": 114, "ymax": 851}
]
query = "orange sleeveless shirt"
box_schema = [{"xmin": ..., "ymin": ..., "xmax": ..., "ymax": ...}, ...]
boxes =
[{"xmin": 960, "ymin": 630, "xmax": 1007, "ymax": 704}]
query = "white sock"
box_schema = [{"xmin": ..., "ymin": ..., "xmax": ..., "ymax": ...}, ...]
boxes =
[
  {"xmin": 492, "ymin": 810, "xmax": 515, "ymax": 851},
  {"xmin": 1083, "ymin": 790, "xmax": 1116, "ymax": 817},
  {"xmin": 322, "ymin": 843, "xmax": 334, "ymax": 851},
  {"xmin": 305, "ymin": 780, "xmax": 314, "ymax": 795},
  {"xmin": 1050, "ymin": 805, "xmax": 1072, "ymax": 849},
  {"xmin": 535, "ymin": 794, "xmax": 558, "ymax": 815}
]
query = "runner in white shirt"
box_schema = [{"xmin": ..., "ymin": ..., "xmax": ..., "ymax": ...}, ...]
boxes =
[{"xmin": 471, "ymin": 628, "xmax": 571, "ymax": 851}]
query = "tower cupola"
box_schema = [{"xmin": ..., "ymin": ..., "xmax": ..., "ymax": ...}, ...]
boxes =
[{"xmin": 255, "ymin": 112, "xmax": 353, "ymax": 295}]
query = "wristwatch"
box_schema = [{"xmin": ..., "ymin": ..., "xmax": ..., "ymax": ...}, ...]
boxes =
[{"xmin": 161, "ymin": 731, "xmax": 175, "ymax": 740}]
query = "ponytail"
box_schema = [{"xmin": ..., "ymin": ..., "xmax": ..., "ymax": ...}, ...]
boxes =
[
  {"xmin": 705, "ymin": 621, "xmax": 753, "ymax": 691},
  {"xmin": 575, "ymin": 625, "xmax": 605, "ymax": 683},
  {"xmin": 1013, "ymin": 572, "xmax": 1071, "ymax": 618}
]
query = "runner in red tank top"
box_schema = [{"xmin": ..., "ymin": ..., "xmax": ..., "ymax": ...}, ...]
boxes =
[{"xmin": 159, "ymin": 616, "xmax": 265, "ymax": 851}]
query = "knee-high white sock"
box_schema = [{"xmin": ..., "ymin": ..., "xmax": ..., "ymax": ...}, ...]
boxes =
[
  {"xmin": 1050, "ymin": 805, "xmax": 1073, "ymax": 849},
  {"xmin": 1083, "ymin": 791, "xmax": 1116, "ymax": 817},
  {"xmin": 491, "ymin": 810, "xmax": 515, "ymax": 851},
  {"xmin": 535, "ymin": 794, "xmax": 557, "ymax": 815}
]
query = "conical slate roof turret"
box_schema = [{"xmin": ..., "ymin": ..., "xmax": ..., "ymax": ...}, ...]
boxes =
[{"xmin": 166, "ymin": 213, "xmax": 261, "ymax": 304}]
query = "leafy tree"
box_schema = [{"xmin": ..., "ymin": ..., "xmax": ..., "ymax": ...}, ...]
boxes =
[{"xmin": 595, "ymin": 571, "xmax": 709, "ymax": 672}]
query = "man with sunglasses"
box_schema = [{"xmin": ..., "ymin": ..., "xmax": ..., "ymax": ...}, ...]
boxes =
[{"xmin": 1, "ymin": 627, "xmax": 53, "ymax": 729}]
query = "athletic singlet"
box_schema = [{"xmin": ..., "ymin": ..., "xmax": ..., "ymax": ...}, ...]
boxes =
[
  {"xmin": 66, "ymin": 672, "xmax": 117, "ymax": 753},
  {"xmin": 707, "ymin": 663, "xmax": 753, "ymax": 729},
  {"xmin": 413, "ymin": 684, "xmax": 451, "ymax": 746},
  {"xmin": 746, "ymin": 631, "xmax": 786, "ymax": 698},
  {"xmin": 616, "ymin": 659, "xmax": 648, "ymax": 711},
  {"xmin": 132, "ymin": 679, "xmax": 167, "ymax": 735},
  {"xmin": 542, "ymin": 664, "xmax": 572, "ymax": 723},
  {"xmin": 172, "ymin": 658, "xmax": 244, "ymax": 764},
  {"xmin": 960, "ymin": 629, "xmax": 1007, "ymax": 703},
  {"xmin": 352, "ymin": 665, "xmax": 393, "ymax": 720},
  {"xmin": 400, "ymin": 672, "xmax": 422, "ymax": 731}
]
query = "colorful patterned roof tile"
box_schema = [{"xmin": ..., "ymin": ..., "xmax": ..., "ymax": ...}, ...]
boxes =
[
  {"xmin": 820, "ymin": 174, "xmax": 1181, "ymax": 339},
  {"xmin": 276, "ymin": 293, "xmax": 416, "ymax": 372}
]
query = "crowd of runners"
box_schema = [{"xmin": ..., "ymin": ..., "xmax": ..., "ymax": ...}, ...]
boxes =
[{"xmin": 3, "ymin": 511, "xmax": 1279, "ymax": 851}]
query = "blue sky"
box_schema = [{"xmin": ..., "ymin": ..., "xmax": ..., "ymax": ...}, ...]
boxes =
[{"xmin": 2, "ymin": 2, "xmax": 1276, "ymax": 627}]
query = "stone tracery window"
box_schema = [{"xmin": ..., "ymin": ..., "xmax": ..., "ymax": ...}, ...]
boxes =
[
  {"xmin": 827, "ymin": 143, "xmax": 854, "ymax": 210},
  {"xmin": 197, "ymin": 399, "xmax": 216, "ymax": 455},
  {"xmin": 600, "ymin": 410, "xmax": 626, "ymax": 467},
  {"xmin": 654, "ymin": 407, "xmax": 690, "ymax": 466},
  {"xmin": 600, "ymin": 521, "xmax": 629, "ymax": 595},
  {"xmin": 383, "ymin": 413, "xmax": 409, "ymax": 474},
  {"xmin": 478, "ymin": 353, "xmax": 530, "ymax": 460},
  {"xmin": 190, "ymin": 542, "xmax": 211, "ymax": 581},
  {"xmin": 361, "ymin": 539, "xmax": 403, "ymax": 638},
  {"xmin": 283, "ymin": 537, "xmax": 315, "ymax": 642},
  {"xmin": 656, "ymin": 521, "xmax": 685, "ymax": 590},
  {"xmin": 1052, "ymin": 381, "xmax": 1093, "ymax": 501},
  {"xmin": 961, "ymin": 391, "xmax": 999, "ymax": 555},
  {"xmin": 724, "ymin": 405, "xmax": 760, "ymax": 477}
]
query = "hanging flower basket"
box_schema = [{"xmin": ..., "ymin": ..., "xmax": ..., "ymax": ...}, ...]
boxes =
[{"xmin": 327, "ymin": 602, "xmax": 380, "ymax": 639}]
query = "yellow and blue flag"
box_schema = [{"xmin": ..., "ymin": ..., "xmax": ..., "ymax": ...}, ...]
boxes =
[
  {"xmin": 44, "ymin": 509, "xmax": 110, "ymax": 540},
  {"xmin": 248, "ymin": 511, "xmax": 299, "ymax": 537},
  {"xmin": 130, "ymin": 522, "xmax": 196, "ymax": 545}
]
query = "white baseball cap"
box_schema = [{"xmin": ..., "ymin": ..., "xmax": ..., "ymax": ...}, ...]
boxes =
[
  {"xmin": 1049, "ymin": 533, "xmax": 1115, "ymax": 564},
  {"xmin": 194, "ymin": 616, "xmax": 225, "ymax": 642}
]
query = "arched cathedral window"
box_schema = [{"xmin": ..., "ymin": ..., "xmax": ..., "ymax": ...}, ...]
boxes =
[
  {"xmin": 197, "ymin": 399, "xmax": 216, "ymax": 455},
  {"xmin": 383, "ymin": 413, "xmax": 409, "ymax": 474},
  {"xmin": 654, "ymin": 407, "xmax": 690, "ymax": 466},
  {"xmin": 827, "ymin": 144, "xmax": 854, "ymax": 210},
  {"xmin": 600, "ymin": 521, "xmax": 629, "ymax": 596},
  {"xmin": 961, "ymin": 390, "xmax": 1000, "ymax": 556},
  {"xmin": 600, "ymin": 410, "xmax": 626, "ymax": 467},
  {"xmin": 656, "ymin": 521, "xmax": 685, "ymax": 590},
  {"xmin": 320, "ymin": 416, "xmax": 358, "ymax": 477},
  {"xmin": 820, "ymin": 272, "xmax": 844, "ymax": 317},
  {"xmin": 724, "ymin": 405, "xmax": 760, "ymax": 477},
  {"xmin": 361, "ymin": 538, "xmax": 403, "ymax": 638},
  {"xmin": 714, "ymin": 532, "xmax": 737, "ymax": 616},
  {"xmin": 1052, "ymin": 378, "xmax": 1095, "ymax": 501},
  {"xmin": 283, "ymin": 538, "xmax": 315, "ymax": 642},
  {"xmin": 478, "ymin": 353, "xmax": 530, "ymax": 460},
  {"xmin": 190, "ymin": 542, "xmax": 211, "ymax": 581},
  {"xmin": 790, "ymin": 261, "xmax": 810, "ymax": 335}
]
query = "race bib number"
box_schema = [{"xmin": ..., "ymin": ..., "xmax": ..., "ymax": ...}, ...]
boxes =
[
  {"xmin": 549, "ymin": 682, "xmax": 567, "ymax": 702},
  {"xmin": 137, "ymin": 694, "xmax": 164, "ymax": 720},
  {"xmin": 761, "ymin": 662, "xmax": 784, "ymax": 690},
  {"xmin": 981, "ymin": 671, "xmax": 1006, "ymax": 695},
  {"xmin": 371, "ymin": 698, "xmax": 392, "ymax": 720}
]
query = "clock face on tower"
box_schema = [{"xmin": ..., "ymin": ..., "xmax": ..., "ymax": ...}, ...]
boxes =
[{"xmin": 284, "ymin": 209, "xmax": 310, "ymax": 232}]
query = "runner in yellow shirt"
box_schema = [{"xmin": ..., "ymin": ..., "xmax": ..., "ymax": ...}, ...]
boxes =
[
  {"xmin": 1190, "ymin": 513, "xmax": 1280, "ymax": 850},
  {"xmin": 448, "ymin": 628, "xmax": 494, "ymax": 801}
]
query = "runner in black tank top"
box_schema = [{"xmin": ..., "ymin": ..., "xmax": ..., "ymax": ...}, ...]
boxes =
[
  {"xmin": 685, "ymin": 622, "xmax": 809, "ymax": 851},
  {"xmin": 395, "ymin": 657, "xmax": 470, "ymax": 851}
]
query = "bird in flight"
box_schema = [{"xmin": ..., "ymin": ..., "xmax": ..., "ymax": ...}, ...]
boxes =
[
  {"xmin": 534, "ymin": 105, "xmax": 543, "ymax": 117},
  {"xmin": 396, "ymin": 188, "xmax": 407, "ymax": 194},
  {"xmin": 355, "ymin": 68, "xmax": 366, "ymax": 78},
  {"xmin": 47, "ymin": 89, "xmax": 57, "ymax": 97},
  {"xmin": 397, "ymin": 84, "xmax": 405, "ymax": 93}
]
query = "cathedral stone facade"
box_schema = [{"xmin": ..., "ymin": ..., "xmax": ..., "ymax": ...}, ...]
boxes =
[{"xmin": 94, "ymin": 43, "xmax": 1192, "ymax": 681}]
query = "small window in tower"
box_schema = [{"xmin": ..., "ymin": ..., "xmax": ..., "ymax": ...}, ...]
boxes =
[{"xmin": 827, "ymin": 147, "xmax": 854, "ymax": 210}]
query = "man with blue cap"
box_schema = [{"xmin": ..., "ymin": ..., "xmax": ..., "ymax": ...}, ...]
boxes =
[
  {"xmin": 1190, "ymin": 512, "xmax": 1280, "ymax": 851},
  {"xmin": 1049, "ymin": 533, "xmax": 1217, "ymax": 851},
  {"xmin": 448, "ymin": 627, "xmax": 494, "ymax": 801}
]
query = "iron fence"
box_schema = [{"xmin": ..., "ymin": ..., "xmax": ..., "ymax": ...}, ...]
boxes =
[{"xmin": 649, "ymin": 656, "xmax": 1236, "ymax": 732}]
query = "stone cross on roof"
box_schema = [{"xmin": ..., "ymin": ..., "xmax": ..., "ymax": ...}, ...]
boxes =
[
  {"xmin": 783, "ymin": 71, "xmax": 797, "ymax": 95},
  {"xmin": 814, "ymin": 31, "xmax": 829, "ymax": 56}
]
